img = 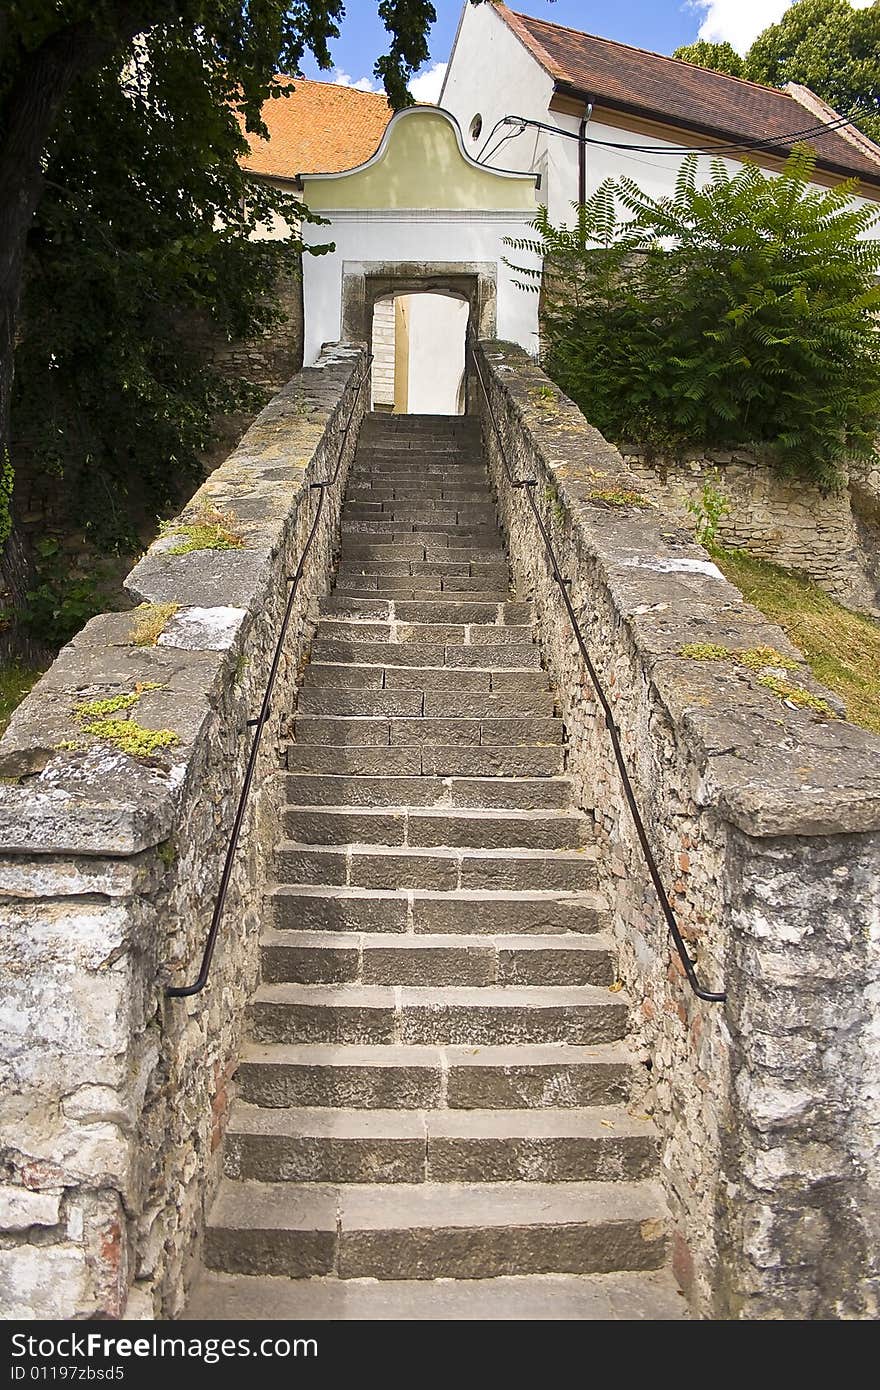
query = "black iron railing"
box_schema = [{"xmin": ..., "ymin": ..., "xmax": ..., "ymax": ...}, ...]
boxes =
[
  {"xmin": 166, "ymin": 353, "xmax": 373, "ymax": 999},
  {"xmin": 468, "ymin": 334, "xmax": 726, "ymax": 1003}
]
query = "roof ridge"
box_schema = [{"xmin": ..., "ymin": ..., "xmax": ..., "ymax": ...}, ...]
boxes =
[
  {"xmin": 272, "ymin": 72, "xmax": 390, "ymax": 101},
  {"xmin": 505, "ymin": 7, "xmax": 806, "ymax": 102}
]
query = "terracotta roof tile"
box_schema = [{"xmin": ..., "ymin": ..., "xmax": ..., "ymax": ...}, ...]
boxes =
[
  {"xmin": 498, "ymin": 6, "xmax": 880, "ymax": 185},
  {"xmin": 240, "ymin": 77, "xmax": 392, "ymax": 179}
]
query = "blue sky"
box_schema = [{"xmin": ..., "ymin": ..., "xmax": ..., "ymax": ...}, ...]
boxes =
[{"xmin": 298, "ymin": 2, "xmax": 840, "ymax": 98}]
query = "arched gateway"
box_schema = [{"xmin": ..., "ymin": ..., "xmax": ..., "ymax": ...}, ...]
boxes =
[{"xmin": 299, "ymin": 106, "xmax": 541, "ymax": 380}]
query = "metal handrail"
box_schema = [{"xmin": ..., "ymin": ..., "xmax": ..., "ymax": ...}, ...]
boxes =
[
  {"xmin": 468, "ymin": 333, "xmax": 726, "ymax": 1003},
  {"xmin": 166, "ymin": 352, "xmax": 373, "ymax": 999}
]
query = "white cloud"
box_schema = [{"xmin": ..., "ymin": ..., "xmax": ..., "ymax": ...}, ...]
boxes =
[
  {"xmin": 331, "ymin": 69, "xmax": 379, "ymax": 93},
  {"xmin": 691, "ymin": 0, "xmax": 873, "ymax": 55},
  {"xmin": 409, "ymin": 61, "xmax": 447, "ymax": 105}
]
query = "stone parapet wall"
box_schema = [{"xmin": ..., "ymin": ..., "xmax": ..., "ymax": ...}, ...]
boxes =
[
  {"xmin": 476, "ymin": 340, "xmax": 880, "ymax": 1319},
  {"xmin": 0, "ymin": 345, "xmax": 368, "ymax": 1319},
  {"xmin": 620, "ymin": 447, "xmax": 879, "ymax": 617}
]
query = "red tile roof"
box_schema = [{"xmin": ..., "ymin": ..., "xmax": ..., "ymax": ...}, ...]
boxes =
[
  {"xmin": 239, "ymin": 77, "xmax": 392, "ymax": 179},
  {"xmin": 497, "ymin": 6, "xmax": 880, "ymax": 186}
]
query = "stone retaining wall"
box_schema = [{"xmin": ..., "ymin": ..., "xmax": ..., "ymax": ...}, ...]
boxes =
[
  {"xmin": 621, "ymin": 447, "xmax": 880, "ymax": 617},
  {"xmin": 0, "ymin": 345, "xmax": 367, "ymax": 1319},
  {"xmin": 476, "ymin": 340, "xmax": 880, "ymax": 1319}
]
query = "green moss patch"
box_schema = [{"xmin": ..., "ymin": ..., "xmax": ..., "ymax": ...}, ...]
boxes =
[
  {"xmin": 71, "ymin": 681, "xmax": 176, "ymax": 759},
  {"xmin": 79, "ymin": 718, "xmax": 179, "ymax": 758},
  {"xmin": 161, "ymin": 505, "xmax": 244, "ymax": 555},
  {"xmin": 587, "ymin": 487, "xmax": 647, "ymax": 508},
  {"xmin": 679, "ymin": 636, "xmax": 838, "ymax": 719},
  {"xmin": 130, "ymin": 602, "xmax": 179, "ymax": 647}
]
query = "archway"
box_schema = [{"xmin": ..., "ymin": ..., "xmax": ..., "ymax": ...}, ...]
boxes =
[{"xmin": 371, "ymin": 290, "xmax": 469, "ymax": 415}]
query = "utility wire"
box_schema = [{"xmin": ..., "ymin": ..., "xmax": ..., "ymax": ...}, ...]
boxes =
[{"xmin": 476, "ymin": 109, "xmax": 866, "ymax": 164}]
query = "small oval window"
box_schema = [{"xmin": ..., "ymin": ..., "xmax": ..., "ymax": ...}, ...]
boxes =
[{"xmin": 470, "ymin": 113, "xmax": 483, "ymax": 141}]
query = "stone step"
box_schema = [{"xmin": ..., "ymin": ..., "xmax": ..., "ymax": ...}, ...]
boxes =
[
  {"xmin": 342, "ymin": 523, "xmax": 502, "ymax": 542},
  {"xmin": 236, "ymin": 1041, "xmax": 636, "ymax": 1110},
  {"xmin": 259, "ymin": 930, "xmax": 615, "ymax": 987},
  {"xmin": 267, "ymin": 884, "xmax": 606, "ymax": 933},
  {"xmin": 315, "ymin": 620, "xmax": 536, "ymax": 646},
  {"xmin": 302, "ymin": 665, "xmax": 550, "ymax": 694},
  {"xmin": 338, "ymin": 560, "xmax": 509, "ymax": 581},
  {"xmin": 273, "ymin": 847, "xmax": 601, "ymax": 894},
  {"xmin": 292, "ymin": 715, "xmax": 563, "ymax": 747},
  {"xmin": 224, "ymin": 1103, "xmax": 656, "ymax": 1184},
  {"xmin": 347, "ymin": 485, "xmax": 491, "ymax": 501},
  {"xmin": 285, "ymin": 744, "xmax": 565, "ymax": 777},
  {"xmin": 203, "ymin": 1179, "xmax": 669, "ymax": 1279},
  {"xmin": 248, "ymin": 983, "xmax": 628, "ymax": 1046},
  {"xmin": 296, "ymin": 690, "xmax": 556, "ymax": 719},
  {"xmin": 281, "ymin": 773, "xmax": 571, "ymax": 810},
  {"xmin": 309, "ymin": 640, "xmax": 543, "ymax": 670},
  {"xmin": 282, "ymin": 806, "xmax": 588, "ymax": 851},
  {"xmin": 319, "ymin": 597, "xmax": 532, "ymax": 626},
  {"xmin": 349, "ymin": 468, "xmax": 488, "ymax": 485},
  {"xmin": 335, "ymin": 585, "xmax": 515, "ymax": 603},
  {"xmin": 346, "ymin": 503, "xmax": 497, "ymax": 524},
  {"xmin": 342, "ymin": 544, "xmax": 508, "ymax": 565},
  {"xmin": 183, "ymin": 1268, "xmax": 688, "ymax": 1321}
]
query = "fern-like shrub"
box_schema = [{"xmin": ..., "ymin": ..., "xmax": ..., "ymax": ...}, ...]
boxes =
[{"xmin": 506, "ymin": 149, "xmax": 880, "ymax": 489}]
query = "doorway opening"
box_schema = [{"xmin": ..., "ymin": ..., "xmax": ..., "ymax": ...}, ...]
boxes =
[{"xmin": 371, "ymin": 292, "xmax": 469, "ymax": 415}]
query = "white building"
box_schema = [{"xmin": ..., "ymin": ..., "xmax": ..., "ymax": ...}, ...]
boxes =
[{"xmin": 440, "ymin": 3, "xmax": 880, "ymax": 231}]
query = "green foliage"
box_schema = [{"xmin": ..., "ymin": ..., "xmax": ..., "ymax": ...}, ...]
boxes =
[
  {"xmin": 0, "ymin": 664, "xmax": 43, "ymax": 736},
  {"xmin": 19, "ymin": 540, "xmax": 105, "ymax": 648},
  {"xmin": 672, "ymin": 40, "xmax": 744, "ymax": 78},
  {"xmin": 2, "ymin": 0, "xmax": 439, "ymax": 651},
  {"xmin": 11, "ymin": 25, "xmax": 320, "ymax": 559},
  {"xmin": 675, "ymin": 0, "xmax": 880, "ymax": 143},
  {"xmin": 686, "ymin": 476, "xmax": 731, "ymax": 547},
  {"xmin": 509, "ymin": 150, "xmax": 880, "ymax": 488}
]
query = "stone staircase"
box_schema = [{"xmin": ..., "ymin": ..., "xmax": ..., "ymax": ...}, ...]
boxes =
[{"xmin": 184, "ymin": 413, "xmax": 685, "ymax": 1320}]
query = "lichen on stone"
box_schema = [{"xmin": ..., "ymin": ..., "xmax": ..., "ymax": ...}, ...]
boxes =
[
  {"xmin": 160, "ymin": 505, "xmax": 244, "ymax": 555},
  {"xmin": 79, "ymin": 718, "xmax": 180, "ymax": 758},
  {"xmin": 130, "ymin": 603, "xmax": 179, "ymax": 647}
]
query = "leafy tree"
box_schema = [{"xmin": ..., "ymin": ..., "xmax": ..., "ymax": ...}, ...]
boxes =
[
  {"xmin": 672, "ymin": 40, "xmax": 744, "ymax": 78},
  {"xmin": 508, "ymin": 150, "xmax": 880, "ymax": 488},
  {"xmin": 0, "ymin": 0, "xmax": 437, "ymax": 642},
  {"xmin": 675, "ymin": 1, "xmax": 880, "ymax": 143},
  {"xmin": 745, "ymin": 0, "xmax": 880, "ymax": 142}
]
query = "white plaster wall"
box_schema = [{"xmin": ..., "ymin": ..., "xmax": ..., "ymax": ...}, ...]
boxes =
[
  {"xmin": 440, "ymin": 0, "xmax": 880, "ymax": 233},
  {"xmin": 440, "ymin": 1, "xmax": 556, "ymax": 210},
  {"xmin": 300, "ymin": 211, "xmax": 541, "ymax": 365},
  {"xmin": 405, "ymin": 294, "xmax": 469, "ymax": 414}
]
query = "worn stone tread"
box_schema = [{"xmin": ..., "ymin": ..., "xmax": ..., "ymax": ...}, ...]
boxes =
[{"xmin": 183, "ymin": 1269, "xmax": 688, "ymax": 1320}]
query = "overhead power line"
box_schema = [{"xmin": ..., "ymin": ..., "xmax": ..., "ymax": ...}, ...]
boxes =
[{"xmin": 476, "ymin": 110, "xmax": 865, "ymax": 166}]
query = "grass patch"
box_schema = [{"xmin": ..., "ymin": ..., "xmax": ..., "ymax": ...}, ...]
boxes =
[
  {"xmin": 714, "ymin": 548, "xmax": 880, "ymax": 735},
  {"xmin": 161, "ymin": 505, "xmax": 244, "ymax": 555},
  {"xmin": 130, "ymin": 602, "xmax": 179, "ymax": 647},
  {"xmin": 0, "ymin": 664, "xmax": 42, "ymax": 736}
]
